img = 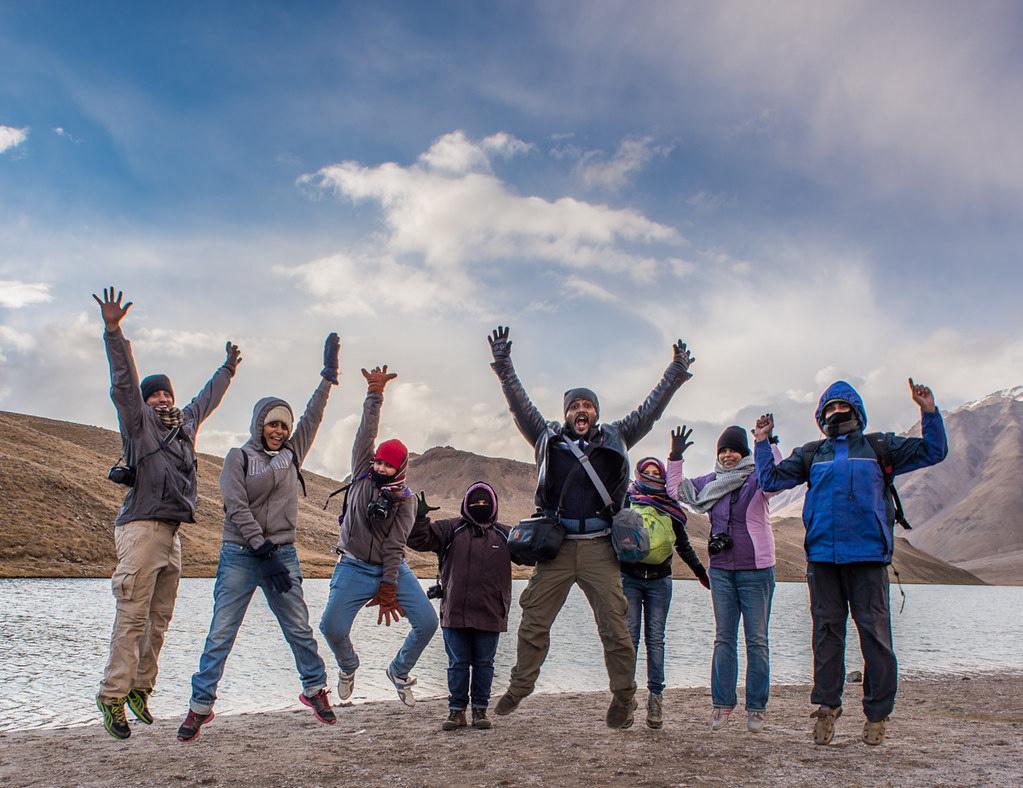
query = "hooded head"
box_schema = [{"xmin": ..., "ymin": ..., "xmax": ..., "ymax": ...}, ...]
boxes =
[
  {"xmin": 140, "ymin": 374, "xmax": 174, "ymax": 406},
  {"xmin": 461, "ymin": 481, "xmax": 498, "ymax": 526},
  {"xmin": 814, "ymin": 381, "xmax": 868, "ymax": 436},
  {"xmin": 564, "ymin": 387, "xmax": 600, "ymax": 437},
  {"xmin": 248, "ymin": 396, "xmax": 294, "ymax": 452}
]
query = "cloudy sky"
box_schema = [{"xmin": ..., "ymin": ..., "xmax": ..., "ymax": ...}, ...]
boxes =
[{"xmin": 2, "ymin": 1, "xmax": 1021, "ymax": 479}]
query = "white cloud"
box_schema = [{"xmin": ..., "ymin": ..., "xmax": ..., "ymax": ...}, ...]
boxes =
[
  {"xmin": 0, "ymin": 280, "xmax": 52, "ymax": 308},
  {"xmin": 561, "ymin": 275, "xmax": 619, "ymax": 304},
  {"xmin": 52, "ymin": 126, "xmax": 82, "ymax": 144},
  {"xmin": 132, "ymin": 327, "xmax": 221, "ymax": 358},
  {"xmin": 577, "ymin": 136, "xmax": 673, "ymax": 190},
  {"xmin": 480, "ymin": 132, "xmax": 534, "ymax": 160},
  {"xmin": 0, "ymin": 125, "xmax": 28, "ymax": 154}
]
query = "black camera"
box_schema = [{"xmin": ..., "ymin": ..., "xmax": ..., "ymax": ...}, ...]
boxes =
[
  {"xmin": 426, "ymin": 584, "xmax": 444, "ymax": 600},
  {"xmin": 707, "ymin": 532, "xmax": 733, "ymax": 555},
  {"xmin": 367, "ymin": 494, "xmax": 393, "ymax": 521},
  {"xmin": 107, "ymin": 463, "xmax": 136, "ymax": 487}
]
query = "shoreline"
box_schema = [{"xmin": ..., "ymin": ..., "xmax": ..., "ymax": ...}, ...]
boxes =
[{"xmin": 2, "ymin": 673, "xmax": 1020, "ymax": 786}]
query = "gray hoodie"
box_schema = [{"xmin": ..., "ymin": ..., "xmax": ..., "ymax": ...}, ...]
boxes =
[
  {"xmin": 220, "ymin": 378, "xmax": 332, "ymax": 549},
  {"xmin": 104, "ymin": 327, "xmax": 233, "ymax": 526},
  {"xmin": 335, "ymin": 392, "xmax": 415, "ymax": 586}
]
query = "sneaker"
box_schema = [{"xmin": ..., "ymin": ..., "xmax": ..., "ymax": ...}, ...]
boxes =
[
  {"xmin": 810, "ymin": 705, "xmax": 842, "ymax": 746},
  {"xmin": 863, "ymin": 717, "xmax": 887, "ymax": 746},
  {"xmin": 299, "ymin": 689, "xmax": 337, "ymax": 725},
  {"xmin": 471, "ymin": 707, "xmax": 492, "ymax": 729},
  {"xmin": 747, "ymin": 710, "xmax": 765, "ymax": 733},
  {"xmin": 646, "ymin": 693, "xmax": 663, "ymax": 729},
  {"xmin": 442, "ymin": 709, "xmax": 468, "ymax": 731},
  {"xmin": 711, "ymin": 707, "xmax": 733, "ymax": 731},
  {"xmin": 125, "ymin": 688, "xmax": 154, "ymax": 724},
  {"xmin": 606, "ymin": 695, "xmax": 637, "ymax": 730},
  {"xmin": 494, "ymin": 692, "xmax": 521, "ymax": 716},
  {"xmin": 337, "ymin": 670, "xmax": 355, "ymax": 703},
  {"xmin": 385, "ymin": 666, "xmax": 417, "ymax": 707},
  {"xmin": 96, "ymin": 695, "xmax": 131, "ymax": 740},
  {"xmin": 176, "ymin": 709, "xmax": 215, "ymax": 743}
]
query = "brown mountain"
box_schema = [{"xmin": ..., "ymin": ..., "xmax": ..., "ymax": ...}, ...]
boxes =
[
  {"xmin": 901, "ymin": 387, "xmax": 1023, "ymax": 585},
  {"xmin": 0, "ymin": 410, "xmax": 981, "ymax": 584}
]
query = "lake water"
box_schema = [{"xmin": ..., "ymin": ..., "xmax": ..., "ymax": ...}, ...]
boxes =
[{"xmin": 1, "ymin": 578, "xmax": 1021, "ymax": 731}]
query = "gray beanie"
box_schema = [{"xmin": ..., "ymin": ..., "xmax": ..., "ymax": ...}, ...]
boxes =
[
  {"xmin": 263, "ymin": 404, "xmax": 293, "ymax": 431},
  {"xmin": 563, "ymin": 387, "xmax": 600, "ymax": 420}
]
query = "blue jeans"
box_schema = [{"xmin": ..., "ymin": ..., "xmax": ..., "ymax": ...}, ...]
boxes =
[
  {"xmin": 621, "ymin": 573, "xmax": 673, "ymax": 694},
  {"xmin": 443, "ymin": 627, "xmax": 501, "ymax": 710},
  {"xmin": 318, "ymin": 555, "xmax": 438, "ymax": 678},
  {"xmin": 709, "ymin": 566, "xmax": 775, "ymax": 711},
  {"xmin": 190, "ymin": 543, "xmax": 326, "ymax": 713}
]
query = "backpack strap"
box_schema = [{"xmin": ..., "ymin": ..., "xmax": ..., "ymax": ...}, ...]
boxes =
[
  {"xmin": 865, "ymin": 433, "xmax": 911, "ymax": 530},
  {"xmin": 558, "ymin": 429, "xmax": 615, "ymax": 511},
  {"xmin": 799, "ymin": 440, "xmax": 825, "ymax": 488}
]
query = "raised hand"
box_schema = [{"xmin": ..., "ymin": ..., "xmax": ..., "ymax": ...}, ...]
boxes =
[
  {"xmin": 488, "ymin": 326, "xmax": 512, "ymax": 364},
  {"xmin": 321, "ymin": 332, "xmax": 341, "ymax": 384},
  {"xmin": 672, "ymin": 340, "xmax": 695, "ymax": 372},
  {"xmin": 362, "ymin": 365, "xmax": 397, "ymax": 395},
  {"xmin": 669, "ymin": 425, "xmax": 693, "ymax": 460},
  {"xmin": 223, "ymin": 341, "xmax": 243, "ymax": 376},
  {"xmin": 752, "ymin": 413, "xmax": 774, "ymax": 442},
  {"xmin": 91, "ymin": 286, "xmax": 133, "ymax": 331},
  {"xmin": 415, "ymin": 490, "xmax": 439, "ymax": 522},
  {"xmin": 908, "ymin": 378, "xmax": 936, "ymax": 413}
]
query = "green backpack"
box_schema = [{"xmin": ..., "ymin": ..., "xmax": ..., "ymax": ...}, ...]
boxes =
[{"xmin": 631, "ymin": 504, "xmax": 676, "ymax": 565}]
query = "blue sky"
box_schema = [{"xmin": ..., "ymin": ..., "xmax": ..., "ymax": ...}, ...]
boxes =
[{"xmin": 2, "ymin": 1, "xmax": 1022, "ymax": 478}]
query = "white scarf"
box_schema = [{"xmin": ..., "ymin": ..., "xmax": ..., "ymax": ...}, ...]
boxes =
[{"xmin": 675, "ymin": 454, "xmax": 755, "ymax": 514}]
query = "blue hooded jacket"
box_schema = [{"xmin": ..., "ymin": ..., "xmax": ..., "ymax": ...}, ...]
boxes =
[{"xmin": 754, "ymin": 381, "xmax": 947, "ymax": 564}]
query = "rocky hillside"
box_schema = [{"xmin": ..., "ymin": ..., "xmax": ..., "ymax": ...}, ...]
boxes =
[{"xmin": 0, "ymin": 410, "xmax": 982, "ymax": 584}]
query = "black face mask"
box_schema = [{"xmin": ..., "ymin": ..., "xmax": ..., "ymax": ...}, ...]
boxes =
[
  {"xmin": 823, "ymin": 409, "xmax": 858, "ymax": 437},
  {"xmin": 467, "ymin": 500, "xmax": 494, "ymax": 524},
  {"xmin": 371, "ymin": 470, "xmax": 394, "ymax": 487}
]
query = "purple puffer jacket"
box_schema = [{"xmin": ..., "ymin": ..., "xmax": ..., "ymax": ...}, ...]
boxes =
[{"xmin": 666, "ymin": 444, "xmax": 781, "ymax": 571}]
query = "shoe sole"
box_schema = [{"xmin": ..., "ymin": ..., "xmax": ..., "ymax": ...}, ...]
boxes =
[
  {"xmin": 176, "ymin": 710, "xmax": 215, "ymax": 743},
  {"xmin": 299, "ymin": 694, "xmax": 337, "ymax": 725},
  {"xmin": 813, "ymin": 708, "xmax": 841, "ymax": 746},
  {"xmin": 646, "ymin": 719, "xmax": 663, "ymax": 729},
  {"xmin": 125, "ymin": 691, "xmax": 154, "ymax": 725},
  {"xmin": 96, "ymin": 698, "xmax": 130, "ymax": 740}
]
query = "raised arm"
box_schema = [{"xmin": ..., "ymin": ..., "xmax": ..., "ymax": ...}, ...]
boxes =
[
  {"xmin": 181, "ymin": 341, "xmax": 240, "ymax": 427},
  {"xmin": 614, "ymin": 340, "xmax": 695, "ymax": 449},
  {"xmin": 94, "ymin": 287, "xmax": 145, "ymax": 436},
  {"xmin": 220, "ymin": 448, "xmax": 265, "ymax": 549},
  {"xmin": 753, "ymin": 413, "xmax": 808, "ymax": 492},
  {"xmin": 288, "ymin": 333, "xmax": 340, "ymax": 465},
  {"xmin": 888, "ymin": 378, "xmax": 948, "ymax": 474},
  {"xmin": 406, "ymin": 515, "xmax": 459, "ymax": 554},
  {"xmin": 351, "ymin": 365, "xmax": 396, "ymax": 474},
  {"xmin": 488, "ymin": 326, "xmax": 547, "ymax": 445}
]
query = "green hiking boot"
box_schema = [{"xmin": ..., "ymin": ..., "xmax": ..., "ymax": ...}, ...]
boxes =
[
  {"xmin": 96, "ymin": 695, "xmax": 131, "ymax": 740},
  {"xmin": 606, "ymin": 695, "xmax": 637, "ymax": 730},
  {"xmin": 125, "ymin": 688, "xmax": 154, "ymax": 724}
]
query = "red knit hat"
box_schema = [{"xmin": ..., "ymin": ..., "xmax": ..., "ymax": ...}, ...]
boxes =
[{"xmin": 374, "ymin": 438, "xmax": 408, "ymax": 469}]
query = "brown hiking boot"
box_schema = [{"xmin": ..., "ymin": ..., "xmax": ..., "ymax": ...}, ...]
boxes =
[
  {"xmin": 472, "ymin": 707, "xmax": 492, "ymax": 729},
  {"xmin": 646, "ymin": 693, "xmax": 663, "ymax": 729},
  {"xmin": 810, "ymin": 705, "xmax": 842, "ymax": 745},
  {"xmin": 494, "ymin": 692, "xmax": 521, "ymax": 716},
  {"xmin": 863, "ymin": 718, "xmax": 887, "ymax": 745},
  {"xmin": 442, "ymin": 709, "xmax": 467, "ymax": 731},
  {"xmin": 606, "ymin": 695, "xmax": 637, "ymax": 729}
]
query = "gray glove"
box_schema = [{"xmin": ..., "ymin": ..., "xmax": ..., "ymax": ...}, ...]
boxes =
[
  {"xmin": 488, "ymin": 326, "xmax": 512, "ymax": 369},
  {"xmin": 321, "ymin": 332, "xmax": 340, "ymax": 384},
  {"xmin": 672, "ymin": 340, "xmax": 694, "ymax": 373}
]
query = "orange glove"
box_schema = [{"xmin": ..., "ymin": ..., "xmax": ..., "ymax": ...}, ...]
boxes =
[
  {"xmin": 362, "ymin": 365, "xmax": 397, "ymax": 395},
  {"xmin": 365, "ymin": 581, "xmax": 405, "ymax": 626}
]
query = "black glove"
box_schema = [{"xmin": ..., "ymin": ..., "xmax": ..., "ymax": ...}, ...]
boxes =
[
  {"xmin": 672, "ymin": 340, "xmax": 694, "ymax": 373},
  {"xmin": 223, "ymin": 341, "xmax": 243, "ymax": 376},
  {"xmin": 415, "ymin": 490, "xmax": 440, "ymax": 521},
  {"xmin": 487, "ymin": 326, "xmax": 512, "ymax": 367},
  {"xmin": 669, "ymin": 425, "xmax": 693, "ymax": 461},
  {"xmin": 253, "ymin": 539, "xmax": 293, "ymax": 594},
  {"xmin": 321, "ymin": 332, "xmax": 340, "ymax": 384}
]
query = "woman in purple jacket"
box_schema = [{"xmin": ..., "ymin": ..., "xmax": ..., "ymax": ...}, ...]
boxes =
[{"xmin": 666, "ymin": 424, "xmax": 782, "ymax": 733}]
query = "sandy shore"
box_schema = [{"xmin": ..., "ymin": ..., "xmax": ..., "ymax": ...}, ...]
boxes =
[{"xmin": 1, "ymin": 674, "xmax": 1020, "ymax": 787}]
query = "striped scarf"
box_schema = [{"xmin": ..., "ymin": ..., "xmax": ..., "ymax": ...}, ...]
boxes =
[
  {"xmin": 627, "ymin": 457, "xmax": 687, "ymax": 523},
  {"xmin": 369, "ymin": 460, "xmax": 411, "ymax": 497},
  {"xmin": 153, "ymin": 406, "xmax": 183, "ymax": 430}
]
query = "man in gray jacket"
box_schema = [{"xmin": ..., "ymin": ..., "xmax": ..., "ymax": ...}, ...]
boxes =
[
  {"xmin": 487, "ymin": 325, "xmax": 694, "ymax": 729},
  {"xmin": 93, "ymin": 287, "xmax": 240, "ymax": 740}
]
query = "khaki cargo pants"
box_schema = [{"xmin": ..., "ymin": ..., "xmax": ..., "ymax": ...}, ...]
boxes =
[
  {"xmin": 507, "ymin": 536, "xmax": 637, "ymax": 701},
  {"xmin": 98, "ymin": 519, "xmax": 182, "ymax": 702}
]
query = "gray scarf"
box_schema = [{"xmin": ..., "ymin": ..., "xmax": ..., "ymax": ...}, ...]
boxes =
[{"xmin": 675, "ymin": 454, "xmax": 755, "ymax": 514}]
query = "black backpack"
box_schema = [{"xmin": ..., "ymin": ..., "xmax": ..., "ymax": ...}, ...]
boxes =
[{"xmin": 798, "ymin": 433, "xmax": 911, "ymax": 530}]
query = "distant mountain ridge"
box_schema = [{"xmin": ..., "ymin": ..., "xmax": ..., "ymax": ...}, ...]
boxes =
[{"xmin": 0, "ymin": 410, "xmax": 982, "ymax": 584}]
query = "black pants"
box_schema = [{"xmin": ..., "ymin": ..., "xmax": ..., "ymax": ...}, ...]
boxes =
[{"xmin": 806, "ymin": 562, "xmax": 897, "ymax": 722}]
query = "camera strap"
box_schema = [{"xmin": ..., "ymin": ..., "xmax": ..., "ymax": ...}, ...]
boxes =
[{"xmin": 558, "ymin": 430, "xmax": 615, "ymax": 511}]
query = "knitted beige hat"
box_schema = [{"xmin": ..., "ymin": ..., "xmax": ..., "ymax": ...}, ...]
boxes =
[{"xmin": 264, "ymin": 404, "xmax": 293, "ymax": 431}]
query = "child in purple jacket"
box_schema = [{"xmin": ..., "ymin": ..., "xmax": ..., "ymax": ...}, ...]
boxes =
[{"xmin": 666, "ymin": 424, "xmax": 782, "ymax": 733}]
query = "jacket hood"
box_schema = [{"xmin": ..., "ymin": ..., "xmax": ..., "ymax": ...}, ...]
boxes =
[
  {"xmin": 460, "ymin": 481, "xmax": 498, "ymax": 525},
  {"xmin": 815, "ymin": 381, "xmax": 867, "ymax": 432},
  {"xmin": 247, "ymin": 396, "xmax": 293, "ymax": 447}
]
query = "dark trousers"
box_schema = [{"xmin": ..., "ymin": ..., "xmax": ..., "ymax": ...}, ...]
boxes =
[
  {"xmin": 806, "ymin": 562, "xmax": 897, "ymax": 722},
  {"xmin": 443, "ymin": 627, "xmax": 501, "ymax": 710}
]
